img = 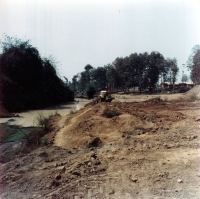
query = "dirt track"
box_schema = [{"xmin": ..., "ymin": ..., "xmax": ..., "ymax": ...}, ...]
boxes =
[{"xmin": 1, "ymin": 90, "xmax": 200, "ymax": 198}]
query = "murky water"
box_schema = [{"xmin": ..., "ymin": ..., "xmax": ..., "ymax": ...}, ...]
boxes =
[{"xmin": 0, "ymin": 99, "xmax": 90, "ymax": 127}]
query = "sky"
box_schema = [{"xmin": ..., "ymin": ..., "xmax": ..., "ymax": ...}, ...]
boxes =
[{"xmin": 0, "ymin": 0, "xmax": 200, "ymax": 82}]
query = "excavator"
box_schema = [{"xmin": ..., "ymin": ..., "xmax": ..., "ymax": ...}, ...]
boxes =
[{"xmin": 96, "ymin": 84, "xmax": 114, "ymax": 103}]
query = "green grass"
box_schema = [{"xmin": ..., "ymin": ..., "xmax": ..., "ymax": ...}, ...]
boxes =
[
  {"xmin": 103, "ymin": 106, "xmax": 120, "ymax": 118},
  {"xmin": 0, "ymin": 124, "xmax": 39, "ymax": 142}
]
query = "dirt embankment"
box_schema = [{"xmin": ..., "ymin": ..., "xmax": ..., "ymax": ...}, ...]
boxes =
[{"xmin": 1, "ymin": 95, "xmax": 200, "ymax": 198}]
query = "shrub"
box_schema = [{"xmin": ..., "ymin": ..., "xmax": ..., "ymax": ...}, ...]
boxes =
[
  {"xmin": 34, "ymin": 112, "xmax": 57, "ymax": 132},
  {"xmin": 85, "ymin": 83, "xmax": 96, "ymax": 99},
  {"xmin": 103, "ymin": 106, "xmax": 120, "ymax": 118},
  {"xmin": 69, "ymin": 108, "xmax": 75, "ymax": 114},
  {"xmin": 40, "ymin": 137, "xmax": 49, "ymax": 146}
]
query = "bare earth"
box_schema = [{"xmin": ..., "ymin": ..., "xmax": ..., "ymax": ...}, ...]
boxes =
[{"xmin": 1, "ymin": 88, "xmax": 200, "ymax": 199}]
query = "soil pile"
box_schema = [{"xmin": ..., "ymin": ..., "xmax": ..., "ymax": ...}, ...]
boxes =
[
  {"xmin": 185, "ymin": 85, "xmax": 200, "ymax": 97},
  {"xmin": 1, "ymin": 100, "xmax": 200, "ymax": 199}
]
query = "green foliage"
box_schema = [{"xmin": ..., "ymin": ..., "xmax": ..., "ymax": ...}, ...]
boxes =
[
  {"xmin": 34, "ymin": 112, "xmax": 57, "ymax": 132},
  {"xmin": 187, "ymin": 45, "xmax": 200, "ymax": 84},
  {"xmin": 0, "ymin": 124, "xmax": 39, "ymax": 143},
  {"xmin": 85, "ymin": 83, "xmax": 96, "ymax": 99},
  {"xmin": 40, "ymin": 137, "xmax": 49, "ymax": 146},
  {"xmin": 73, "ymin": 51, "xmax": 176, "ymax": 93},
  {"xmin": 0, "ymin": 35, "xmax": 74, "ymax": 112},
  {"xmin": 69, "ymin": 108, "xmax": 75, "ymax": 114},
  {"xmin": 103, "ymin": 106, "xmax": 120, "ymax": 118},
  {"xmin": 181, "ymin": 74, "xmax": 189, "ymax": 82}
]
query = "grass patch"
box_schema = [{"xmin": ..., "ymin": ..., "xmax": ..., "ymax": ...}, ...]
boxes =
[
  {"xmin": 126, "ymin": 128, "xmax": 147, "ymax": 135},
  {"xmin": 33, "ymin": 111, "xmax": 58, "ymax": 132},
  {"xmin": 0, "ymin": 124, "xmax": 40, "ymax": 143},
  {"xmin": 103, "ymin": 106, "xmax": 120, "ymax": 118},
  {"xmin": 40, "ymin": 137, "xmax": 49, "ymax": 146}
]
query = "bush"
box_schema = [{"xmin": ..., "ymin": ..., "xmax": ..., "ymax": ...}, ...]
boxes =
[
  {"xmin": 85, "ymin": 83, "xmax": 96, "ymax": 99},
  {"xmin": 69, "ymin": 108, "xmax": 75, "ymax": 114},
  {"xmin": 103, "ymin": 106, "xmax": 120, "ymax": 118},
  {"xmin": 34, "ymin": 112, "xmax": 58, "ymax": 132}
]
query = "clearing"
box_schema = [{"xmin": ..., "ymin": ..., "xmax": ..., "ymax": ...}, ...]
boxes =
[{"xmin": 1, "ymin": 87, "xmax": 200, "ymax": 199}]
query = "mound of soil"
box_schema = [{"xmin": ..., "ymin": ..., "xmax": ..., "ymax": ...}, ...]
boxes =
[
  {"xmin": 1, "ymin": 101, "xmax": 200, "ymax": 199},
  {"xmin": 185, "ymin": 85, "xmax": 200, "ymax": 97}
]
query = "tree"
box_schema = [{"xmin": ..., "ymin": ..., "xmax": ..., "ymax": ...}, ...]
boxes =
[
  {"xmin": 144, "ymin": 52, "xmax": 165, "ymax": 92},
  {"xmin": 72, "ymin": 74, "xmax": 79, "ymax": 91},
  {"xmin": 85, "ymin": 83, "xmax": 96, "ymax": 99},
  {"xmin": 181, "ymin": 74, "xmax": 189, "ymax": 82},
  {"xmin": 84, "ymin": 64, "xmax": 93, "ymax": 84},
  {"xmin": 91, "ymin": 67, "xmax": 107, "ymax": 90},
  {"xmin": 187, "ymin": 45, "xmax": 200, "ymax": 84},
  {"xmin": 0, "ymin": 36, "xmax": 74, "ymax": 111},
  {"xmin": 171, "ymin": 59, "xmax": 179, "ymax": 93},
  {"xmin": 106, "ymin": 65, "xmax": 120, "ymax": 91}
]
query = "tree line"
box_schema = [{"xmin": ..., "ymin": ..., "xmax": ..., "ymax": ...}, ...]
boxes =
[
  {"xmin": 70, "ymin": 45, "xmax": 200, "ymax": 95},
  {"xmin": 70, "ymin": 52, "xmax": 179, "ymax": 93},
  {"xmin": 0, "ymin": 36, "xmax": 74, "ymax": 112},
  {"xmin": 187, "ymin": 45, "xmax": 200, "ymax": 85}
]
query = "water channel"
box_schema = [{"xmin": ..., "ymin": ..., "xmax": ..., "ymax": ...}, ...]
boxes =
[{"xmin": 0, "ymin": 99, "xmax": 90, "ymax": 127}]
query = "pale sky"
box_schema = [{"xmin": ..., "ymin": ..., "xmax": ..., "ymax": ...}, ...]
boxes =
[{"xmin": 0, "ymin": 0, "xmax": 200, "ymax": 81}]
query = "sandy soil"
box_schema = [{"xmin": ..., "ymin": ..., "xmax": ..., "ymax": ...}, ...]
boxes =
[{"xmin": 1, "ymin": 87, "xmax": 200, "ymax": 199}]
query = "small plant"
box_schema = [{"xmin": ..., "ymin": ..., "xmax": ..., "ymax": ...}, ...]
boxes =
[
  {"xmin": 148, "ymin": 114, "xmax": 155, "ymax": 121},
  {"xmin": 103, "ymin": 106, "xmax": 120, "ymax": 118},
  {"xmin": 69, "ymin": 108, "xmax": 75, "ymax": 114},
  {"xmin": 40, "ymin": 137, "xmax": 49, "ymax": 146},
  {"xmin": 126, "ymin": 128, "xmax": 145, "ymax": 135},
  {"xmin": 34, "ymin": 112, "xmax": 56, "ymax": 132}
]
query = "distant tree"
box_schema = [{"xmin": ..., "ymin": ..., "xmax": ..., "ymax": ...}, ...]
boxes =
[
  {"xmin": 84, "ymin": 64, "xmax": 93, "ymax": 72},
  {"xmin": 187, "ymin": 45, "xmax": 200, "ymax": 84},
  {"xmin": 79, "ymin": 71, "xmax": 87, "ymax": 91},
  {"xmin": 72, "ymin": 74, "xmax": 79, "ymax": 90},
  {"xmin": 145, "ymin": 52, "xmax": 165, "ymax": 92},
  {"xmin": 85, "ymin": 83, "xmax": 96, "ymax": 99},
  {"xmin": 91, "ymin": 67, "xmax": 107, "ymax": 90},
  {"xmin": 106, "ymin": 65, "xmax": 120, "ymax": 91},
  {"xmin": 84, "ymin": 64, "xmax": 93, "ymax": 84},
  {"xmin": 113, "ymin": 57, "xmax": 129, "ymax": 91},
  {"xmin": 181, "ymin": 74, "xmax": 189, "ymax": 82},
  {"xmin": 165, "ymin": 58, "xmax": 179, "ymax": 93}
]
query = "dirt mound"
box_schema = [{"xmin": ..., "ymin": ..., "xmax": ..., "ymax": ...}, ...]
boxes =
[
  {"xmin": 185, "ymin": 85, "xmax": 200, "ymax": 97},
  {"xmin": 54, "ymin": 103, "xmax": 157, "ymax": 149}
]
